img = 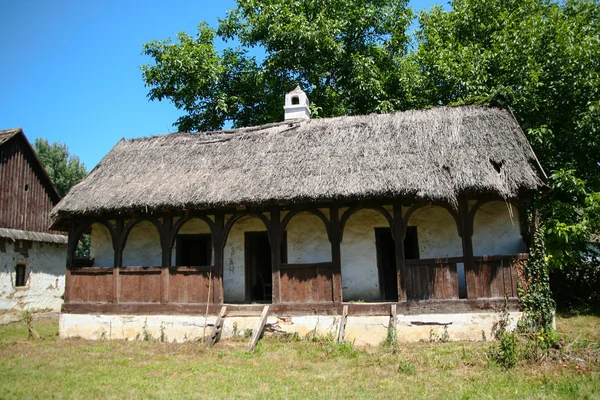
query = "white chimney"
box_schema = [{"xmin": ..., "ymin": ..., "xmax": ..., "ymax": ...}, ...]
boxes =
[{"xmin": 284, "ymin": 86, "xmax": 310, "ymax": 121}]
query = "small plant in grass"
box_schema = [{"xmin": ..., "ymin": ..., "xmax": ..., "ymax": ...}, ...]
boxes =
[
  {"xmin": 232, "ymin": 322, "xmax": 239, "ymax": 337},
  {"xmin": 22, "ymin": 309, "xmax": 40, "ymax": 340},
  {"xmin": 243, "ymin": 328, "xmax": 253, "ymax": 339},
  {"xmin": 397, "ymin": 359, "xmax": 416, "ymax": 375},
  {"xmin": 141, "ymin": 319, "xmax": 153, "ymax": 341},
  {"xmin": 440, "ymin": 325, "xmax": 450, "ymax": 343},
  {"xmin": 159, "ymin": 322, "xmax": 166, "ymax": 343},
  {"xmin": 381, "ymin": 324, "xmax": 397, "ymax": 349},
  {"xmin": 491, "ymin": 330, "xmax": 518, "ymax": 369}
]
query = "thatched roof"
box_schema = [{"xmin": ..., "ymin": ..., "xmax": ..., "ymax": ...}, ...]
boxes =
[
  {"xmin": 0, "ymin": 228, "xmax": 68, "ymax": 244},
  {"xmin": 51, "ymin": 106, "xmax": 544, "ymax": 221}
]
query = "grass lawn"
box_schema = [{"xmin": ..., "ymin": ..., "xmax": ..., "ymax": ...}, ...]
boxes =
[{"xmin": 0, "ymin": 314, "xmax": 598, "ymax": 399}]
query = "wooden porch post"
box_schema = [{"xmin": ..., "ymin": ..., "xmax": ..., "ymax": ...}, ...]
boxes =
[
  {"xmin": 458, "ymin": 196, "xmax": 476, "ymax": 299},
  {"xmin": 393, "ymin": 203, "xmax": 407, "ymax": 301},
  {"xmin": 160, "ymin": 215, "xmax": 173, "ymax": 304},
  {"xmin": 112, "ymin": 219, "xmax": 123, "ymax": 304},
  {"xmin": 64, "ymin": 221, "xmax": 78, "ymax": 304},
  {"xmin": 213, "ymin": 213, "xmax": 225, "ymax": 304},
  {"xmin": 270, "ymin": 209, "xmax": 281, "ymax": 304},
  {"xmin": 329, "ymin": 206, "xmax": 343, "ymax": 303}
]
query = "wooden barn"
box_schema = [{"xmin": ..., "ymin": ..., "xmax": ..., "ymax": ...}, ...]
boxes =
[
  {"xmin": 0, "ymin": 128, "xmax": 68, "ymax": 323},
  {"xmin": 51, "ymin": 90, "xmax": 545, "ymax": 344}
]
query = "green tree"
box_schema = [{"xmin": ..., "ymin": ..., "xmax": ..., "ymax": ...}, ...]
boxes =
[
  {"xmin": 410, "ymin": 0, "xmax": 600, "ymax": 308},
  {"xmin": 141, "ymin": 0, "xmax": 413, "ymax": 131},
  {"xmin": 33, "ymin": 138, "xmax": 87, "ymax": 197}
]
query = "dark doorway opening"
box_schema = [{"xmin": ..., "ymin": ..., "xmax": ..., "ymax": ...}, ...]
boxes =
[
  {"xmin": 375, "ymin": 227, "xmax": 420, "ymax": 301},
  {"xmin": 375, "ymin": 228, "xmax": 399, "ymax": 301},
  {"xmin": 404, "ymin": 226, "xmax": 420, "ymax": 260},
  {"xmin": 245, "ymin": 232, "xmax": 272, "ymax": 303},
  {"xmin": 176, "ymin": 234, "xmax": 212, "ymax": 266}
]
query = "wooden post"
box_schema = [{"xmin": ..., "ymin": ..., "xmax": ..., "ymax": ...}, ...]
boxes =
[
  {"xmin": 213, "ymin": 213, "xmax": 225, "ymax": 304},
  {"xmin": 458, "ymin": 196, "xmax": 476, "ymax": 299},
  {"xmin": 248, "ymin": 305, "xmax": 270, "ymax": 351},
  {"xmin": 160, "ymin": 215, "xmax": 173, "ymax": 304},
  {"xmin": 393, "ymin": 203, "xmax": 407, "ymax": 301},
  {"xmin": 329, "ymin": 206, "xmax": 343, "ymax": 303},
  {"xmin": 337, "ymin": 304, "xmax": 348, "ymax": 343},
  {"xmin": 113, "ymin": 219, "xmax": 123, "ymax": 304},
  {"xmin": 208, "ymin": 306, "xmax": 227, "ymax": 347},
  {"xmin": 270, "ymin": 209, "xmax": 281, "ymax": 304},
  {"xmin": 64, "ymin": 221, "xmax": 78, "ymax": 304}
]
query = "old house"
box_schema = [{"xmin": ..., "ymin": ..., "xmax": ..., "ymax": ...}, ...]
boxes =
[
  {"xmin": 0, "ymin": 128, "xmax": 68, "ymax": 323},
  {"xmin": 51, "ymin": 89, "xmax": 545, "ymax": 344}
]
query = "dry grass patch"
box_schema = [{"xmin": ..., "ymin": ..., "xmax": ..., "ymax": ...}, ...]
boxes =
[{"xmin": 0, "ymin": 315, "xmax": 598, "ymax": 399}]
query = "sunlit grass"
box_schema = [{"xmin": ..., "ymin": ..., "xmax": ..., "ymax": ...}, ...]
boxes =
[{"xmin": 0, "ymin": 315, "xmax": 598, "ymax": 399}]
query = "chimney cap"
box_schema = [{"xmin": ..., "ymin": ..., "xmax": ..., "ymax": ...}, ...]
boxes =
[{"xmin": 284, "ymin": 86, "xmax": 310, "ymax": 121}]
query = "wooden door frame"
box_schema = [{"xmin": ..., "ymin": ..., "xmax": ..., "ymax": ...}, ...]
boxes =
[
  {"xmin": 374, "ymin": 227, "xmax": 397, "ymax": 301},
  {"xmin": 244, "ymin": 231, "xmax": 287, "ymax": 303}
]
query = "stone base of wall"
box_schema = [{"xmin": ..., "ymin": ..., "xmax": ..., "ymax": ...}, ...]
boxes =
[{"xmin": 60, "ymin": 311, "xmax": 522, "ymax": 345}]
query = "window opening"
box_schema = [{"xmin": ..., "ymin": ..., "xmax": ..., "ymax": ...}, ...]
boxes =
[
  {"xmin": 176, "ymin": 234, "xmax": 212, "ymax": 266},
  {"xmin": 291, "ymin": 96, "xmax": 300, "ymax": 105},
  {"xmin": 15, "ymin": 264, "xmax": 27, "ymax": 287}
]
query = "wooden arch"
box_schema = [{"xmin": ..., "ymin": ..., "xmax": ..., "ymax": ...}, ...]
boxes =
[
  {"xmin": 120, "ymin": 217, "xmax": 163, "ymax": 253},
  {"xmin": 339, "ymin": 205, "xmax": 394, "ymax": 241},
  {"xmin": 169, "ymin": 215, "xmax": 216, "ymax": 249},
  {"xmin": 279, "ymin": 208, "xmax": 331, "ymax": 242},
  {"xmin": 223, "ymin": 213, "xmax": 271, "ymax": 249},
  {"xmin": 402, "ymin": 202, "xmax": 462, "ymax": 238}
]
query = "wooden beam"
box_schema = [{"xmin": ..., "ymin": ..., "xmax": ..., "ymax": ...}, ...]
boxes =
[
  {"xmin": 330, "ymin": 206, "xmax": 343, "ymax": 303},
  {"xmin": 337, "ymin": 304, "xmax": 348, "ymax": 343},
  {"xmin": 213, "ymin": 213, "xmax": 225, "ymax": 304},
  {"xmin": 248, "ymin": 305, "xmax": 270, "ymax": 351},
  {"xmin": 389, "ymin": 303, "xmax": 397, "ymax": 346},
  {"xmin": 208, "ymin": 306, "xmax": 227, "ymax": 347},
  {"xmin": 270, "ymin": 209, "xmax": 281, "ymax": 304},
  {"xmin": 458, "ymin": 196, "xmax": 476, "ymax": 300},
  {"xmin": 160, "ymin": 215, "xmax": 173, "ymax": 304},
  {"xmin": 393, "ymin": 203, "xmax": 407, "ymax": 301},
  {"xmin": 113, "ymin": 219, "xmax": 124, "ymax": 304}
]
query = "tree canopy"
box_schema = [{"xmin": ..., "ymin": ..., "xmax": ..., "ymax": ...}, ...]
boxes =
[
  {"xmin": 141, "ymin": 0, "xmax": 600, "ymax": 303},
  {"xmin": 33, "ymin": 138, "xmax": 87, "ymax": 197}
]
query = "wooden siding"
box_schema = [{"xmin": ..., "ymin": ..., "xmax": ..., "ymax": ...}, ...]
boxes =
[
  {"xmin": 67, "ymin": 268, "xmax": 114, "ymax": 303},
  {"xmin": 405, "ymin": 258, "xmax": 460, "ymax": 301},
  {"xmin": 279, "ymin": 262, "xmax": 334, "ymax": 303},
  {"xmin": 168, "ymin": 266, "xmax": 213, "ymax": 304},
  {"xmin": 0, "ymin": 133, "xmax": 60, "ymax": 233}
]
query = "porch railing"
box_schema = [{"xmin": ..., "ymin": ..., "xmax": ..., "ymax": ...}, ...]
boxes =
[{"xmin": 65, "ymin": 254, "xmax": 528, "ymax": 305}]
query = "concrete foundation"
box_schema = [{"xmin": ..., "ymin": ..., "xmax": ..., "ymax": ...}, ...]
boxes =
[{"xmin": 59, "ymin": 310, "xmax": 522, "ymax": 345}]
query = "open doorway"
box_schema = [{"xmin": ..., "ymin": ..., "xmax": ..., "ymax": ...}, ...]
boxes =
[
  {"xmin": 375, "ymin": 227, "xmax": 420, "ymax": 301},
  {"xmin": 375, "ymin": 228, "xmax": 398, "ymax": 301},
  {"xmin": 245, "ymin": 232, "xmax": 272, "ymax": 303}
]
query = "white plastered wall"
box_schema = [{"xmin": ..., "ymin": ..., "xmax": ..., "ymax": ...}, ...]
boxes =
[
  {"xmin": 90, "ymin": 223, "xmax": 114, "ymax": 267},
  {"xmin": 223, "ymin": 215, "xmax": 269, "ymax": 302},
  {"xmin": 286, "ymin": 210, "xmax": 331, "ymax": 264},
  {"xmin": 341, "ymin": 208, "xmax": 389, "ymax": 301},
  {"xmin": 122, "ymin": 220, "xmax": 162, "ymax": 267},
  {"xmin": 0, "ymin": 239, "xmax": 66, "ymax": 323},
  {"xmin": 406, "ymin": 205, "xmax": 463, "ymax": 259},
  {"xmin": 472, "ymin": 201, "xmax": 526, "ymax": 256}
]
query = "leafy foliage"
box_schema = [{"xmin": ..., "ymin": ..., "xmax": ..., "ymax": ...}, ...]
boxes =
[
  {"xmin": 33, "ymin": 138, "xmax": 87, "ymax": 197},
  {"xmin": 141, "ymin": 0, "xmax": 413, "ymax": 131}
]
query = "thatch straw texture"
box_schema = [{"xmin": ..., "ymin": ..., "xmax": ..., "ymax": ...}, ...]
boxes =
[
  {"xmin": 51, "ymin": 106, "xmax": 544, "ymax": 220},
  {"xmin": 0, "ymin": 228, "xmax": 68, "ymax": 244}
]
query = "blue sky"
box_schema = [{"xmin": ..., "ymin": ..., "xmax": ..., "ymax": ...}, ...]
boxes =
[{"xmin": 0, "ymin": 0, "xmax": 442, "ymax": 169}]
